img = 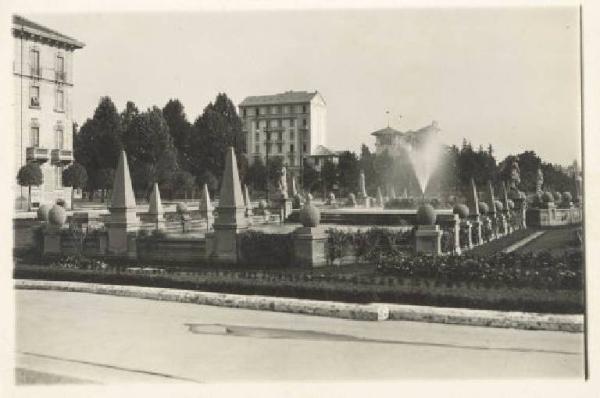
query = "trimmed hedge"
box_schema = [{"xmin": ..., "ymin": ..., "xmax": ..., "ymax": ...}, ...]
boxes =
[
  {"xmin": 239, "ymin": 231, "xmax": 293, "ymax": 267},
  {"xmin": 13, "ymin": 264, "xmax": 583, "ymax": 314}
]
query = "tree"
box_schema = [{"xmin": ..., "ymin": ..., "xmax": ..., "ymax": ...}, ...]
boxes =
[
  {"xmin": 171, "ymin": 170, "xmax": 196, "ymax": 200},
  {"xmin": 199, "ymin": 170, "xmax": 219, "ymax": 197},
  {"xmin": 74, "ymin": 97, "xmax": 123, "ymax": 197},
  {"xmin": 359, "ymin": 144, "xmax": 377, "ymax": 193},
  {"xmin": 337, "ymin": 151, "xmax": 360, "ymax": 195},
  {"xmin": 17, "ymin": 162, "xmax": 43, "ymax": 211},
  {"xmin": 163, "ymin": 99, "xmax": 192, "ymax": 171},
  {"xmin": 120, "ymin": 101, "xmax": 139, "ymax": 132},
  {"xmin": 188, "ymin": 93, "xmax": 244, "ymax": 185},
  {"xmin": 321, "ymin": 159, "xmax": 339, "ymax": 193},
  {"xmin": 302, "ymin": 160, "xmax": 320, "ymax": 194},
  {"xmin": 246, "ymin": 158, "xmax": 267, "ymax": 193},
  {"xmin": 62, "ymin": 162, "xmax": 88, "ymax": 209},
  {"xmin": 267, "ymin": 156, "xmax": 284, "ymax": 190},
  {"xmin": 122, "ymin": 106, "xmax": 179, "ymax": 198},
  {"xmin": 96, "ymin": 168, "xmax": 114, "ymax": 203}
]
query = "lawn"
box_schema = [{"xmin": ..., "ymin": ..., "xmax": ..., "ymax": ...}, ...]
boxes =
[{"xmin": 514, "ymin": 226, "xmax": 582, "ymax": 256}]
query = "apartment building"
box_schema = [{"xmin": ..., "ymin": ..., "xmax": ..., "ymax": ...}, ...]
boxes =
[
  {"xmin": 238, "ymin": 91, "xmax": 327, "ymax": 175},
  {"xmin": 13, "ymin": 15, "xmax": 85, "ymax": 209}
]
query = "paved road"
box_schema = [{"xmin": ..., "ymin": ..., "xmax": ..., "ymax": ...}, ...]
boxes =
[{"xmin": 15, "ymin": 290, "xmax": 584, "ymax": 383}]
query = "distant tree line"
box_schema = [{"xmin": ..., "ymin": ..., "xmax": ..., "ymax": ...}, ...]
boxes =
[{"xmin": 57, "ymin": 93, "xmax": 579, "ymax": 203}]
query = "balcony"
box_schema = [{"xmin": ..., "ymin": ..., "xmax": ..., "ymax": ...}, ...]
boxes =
[
  {"xmin": 55, "ymin": 71, "xmax": 67, "ymax": 82},
  {"xmin": 26, "ymin": 147, "xmax": 49, "ymax": 163},
  {"xmin": 51, "ymin": 149, "xmax": 73, "ymax": 165}
]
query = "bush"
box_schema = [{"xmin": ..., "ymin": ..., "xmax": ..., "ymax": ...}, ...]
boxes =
[
  {"xmin": 376, "ymin": 250, "xmax": 583, "ymax": 291},
  {"xmin": 384, "ymin": 198, "xmax": 416, "ymax": 209},
  {"xmin": 326, "ymin": 228, "xmax": 414, "ymax": 264},
  {"xmin": 239, "ymin": 231, "xmax": 293, "ymax": 267},
  {"xmin": 416, "ymin": 205, "xmax": 436, "ymax": 225}
]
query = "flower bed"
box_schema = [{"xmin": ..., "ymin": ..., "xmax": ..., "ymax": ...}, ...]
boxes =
[
  {"xmin": 326, "ymin": 228, "xmax": 414, "ymax": 264},
  {"xmin": 376, "ymin": 250, "xmax": 582, "ymax": 291}
]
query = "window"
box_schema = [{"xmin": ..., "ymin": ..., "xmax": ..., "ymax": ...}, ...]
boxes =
[
  {"xmin": 266, "ymin": 143, "xmax": 272, "ymax": 153},
  {"xmin": 278, "ymin": 132, "xmax": 282, "ymax": 141},
  {"xmin": 290, "ymin": 144, "xmax": 294, "ymax": 153},
  {"xmin": 55, "ymin": 88, "xmax": 65, "ymax": 112},
  {"xmin": 283, "ymin": 106, "xmax": 289, "ymax": 114},
  {"xmin": 302, "ymin": 105, "xmax": 307, "ymax": 113},
  {"xmin": 259, "ymin": 120, "xmax": 266, "ymax": 129},
  {"xmin": 266, "ymin": 132, "xmax": 271, "ymax": 141},
  {"xmin": 270, "ymin": 119, "xmax": 277, "ymax": 128},
  {"xmin": 30, "ymin": 124, "xmax": 40, "ymax": 147},
  {"xmin": 30, "ymin": 49, "xmax": 40, "ymax": 76},
  {"xmin": 259, "ymin": 107, "xmax": 266, "ymax": 115},
  {"xmin": 303, "ymin": 143, "xmax": 307, "ymax": 152},
  {"xmin": 271, "ymin": 106, "xmax": 278, "ymax": 114},
  {"xmin": 277, "ymin": 144, "xmax": 283, "ymax": 153},
  {"xmin": 30, "ymin": 85, "xmax": 40, "ymax": 108},
  {"xmin": 290, "ymin": 119, "xmax": 296, "ymax": 127},
  {"xmin": 55, "ymin": 125, "xmax": 64, "ymax": 149},
  {"xmin": 243, "ymin": 108, "xmax": 247, "ymax": 117},
  {"xmin": 289, "ymin": 155, "xmax": 295, "ymax": 166},
  {"xmin": 289, "ymin": 131, "xmax": 295, "ymax": 140},
  {"xmin": 55, "ymin": 166, "xmax": 63, "ymax": 189},
  {"xmin": 255, "ymin": 144, "xmax": 260, "ymax": 154},
  {"xmin": 303, "ymin": 119, "xmax": 308, "ymax": 127},
  {"xmin": 255, "ymin": 132, "xmax": 259, "ymax": 141},
  {"xmin": 56, "ymin": 54, "xmax": 65, "ymax": 81}
]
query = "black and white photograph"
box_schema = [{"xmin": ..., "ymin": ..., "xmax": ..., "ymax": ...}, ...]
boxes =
[{"xmin": 2, "ymin": 0, "xmax": 599, "ymax": 396}]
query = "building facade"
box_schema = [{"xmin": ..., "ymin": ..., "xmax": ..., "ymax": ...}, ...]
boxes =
[
  {"xmin": 238, "ymin": 91, "xmax": 327, "ymax": 176},
  {"xmin": 371, "ymin": 121, "xmax": 440, "ymax": 156},
  {"xmin": 13, "ymin": 15, "xmax": 85, "ymax": 210}
]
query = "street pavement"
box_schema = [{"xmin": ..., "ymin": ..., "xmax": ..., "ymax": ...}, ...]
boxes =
[{"xmin": 15, "ymin": 289, "xmax": 584, "ymax": 383}]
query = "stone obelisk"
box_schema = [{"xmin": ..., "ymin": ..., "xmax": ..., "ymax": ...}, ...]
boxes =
[{"xmin": 107, "ymin": 150, "xmax": 139, "ymax": 257}]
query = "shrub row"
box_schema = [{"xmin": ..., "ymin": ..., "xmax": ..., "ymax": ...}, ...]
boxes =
[
  {"xmin": 376, "ymin": 250, "xmax": 583, "ymax": 290},
  {"xmin": 326, "ymin": 228, "xmax": 414, "ymax": 264},
  {"xmin": 13, "ymin": 264, "xmax": 583, "ymax": 313}
]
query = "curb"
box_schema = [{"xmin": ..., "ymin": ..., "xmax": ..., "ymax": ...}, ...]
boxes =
[
  {"xmin": 14, "ymin": 280, "xmax": 388, "ymax": 322},
  {"xmin": 381, "ymin": 303, "xmax": 583, "ymax": 332},
  {"xmin": 14, "ymin": 280, "xmax": 583, "ymax": 332}
]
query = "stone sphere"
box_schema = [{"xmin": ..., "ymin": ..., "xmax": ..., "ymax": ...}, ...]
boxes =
[
  {"xmin": 299, "ymin": 202, "xmax": 321, "ymax": 227},
  {"xmin": 553, "ymin": 191, "xmax": 562, "ymax": 203},
  {"xmin": 563, "ymin": 192, "xmax": 573, "ymax": 202},
  {"xmin": 306, "ymin": 193, "xmax": 314, "ymax": 202},
  {"xmin": 37, "ymin": 204, "xmax": 51, "ymax": 221},
  {"xmin": 176, "ymin": 202, "xmax": 188, "ymax": 214},
  {"xmin": 258, "ymin": 200, "xmax": 268, "ymax": 209},
  {"xmin": 479, "ymin": 201, "xmax": 489, "ymax": 214},
  {"xmin": 519, "ymin": 191, "xmax": 526, "ymax": 200},
  {"xmin": 48, "ymin": 204, "xmax": 67, "ymax": 226},
  {"xmin": 494, "ymin": 200, "xmax": 504, "ymax": 212},
  {"xmin": 329, "ymin": 192, "xmax": 336, "ymax": 200},
  {"xmin": 452, "ymin": 204, "xmax": 469, "ymax": 219},
  {"xmin": 348, "ymin": 193, "xmax": 356, "ymax": 201},
  {"xmin": 416, "ymin": 204, "xmax": 436, "ymax": 225},
  {"xmin": 542, "ymin": 192, "xmax": 554, "ymax": 203},
  {"xmin": 507, "ymin": 199, "xmax": 515, "ymax": 209}
]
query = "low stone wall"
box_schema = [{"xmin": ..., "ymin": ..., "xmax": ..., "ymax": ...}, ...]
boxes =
[
  {"xmin": 15, "ymin": 280, "xmax": 583, "ymax": 331},
  {"xmin": 137, "ymin": 236, "xmax": 207, "ymax": 264},
  {"xmin": 526, "ymin": 207, "xmax": 582, "ymax": 227}
]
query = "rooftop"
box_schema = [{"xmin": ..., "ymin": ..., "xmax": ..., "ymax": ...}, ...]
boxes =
[
  {"xmin": 371, "ymin": 121, "xmax": 440, "ymax": 137},
  {"xmin": 12, "ymin": 15, "xmax": 85, "ymax": 49},
  {"xmin": 239, "ymin": 91, "xmax": 321, "ymax": 107},
  {"xmin": 308, "ymin": 145, "xmax": 343, "ymax": 157}
]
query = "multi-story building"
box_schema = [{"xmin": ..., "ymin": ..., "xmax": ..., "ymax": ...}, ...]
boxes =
[
  {"xmin": 371, "ymin": 121, "xmax": 440, "ymax": 156},
  {"xmin": 13, "ymin": 15, "xmax": 85, "ymax": 209},
  {"xmin": 238, "ymin": 91, "xmax": 327, "ymax": 176}
]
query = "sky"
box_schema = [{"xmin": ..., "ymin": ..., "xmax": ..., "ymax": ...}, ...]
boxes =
[{"xmin": 28, "ymin": 7, "xmax": 581, "ymax": 166}]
